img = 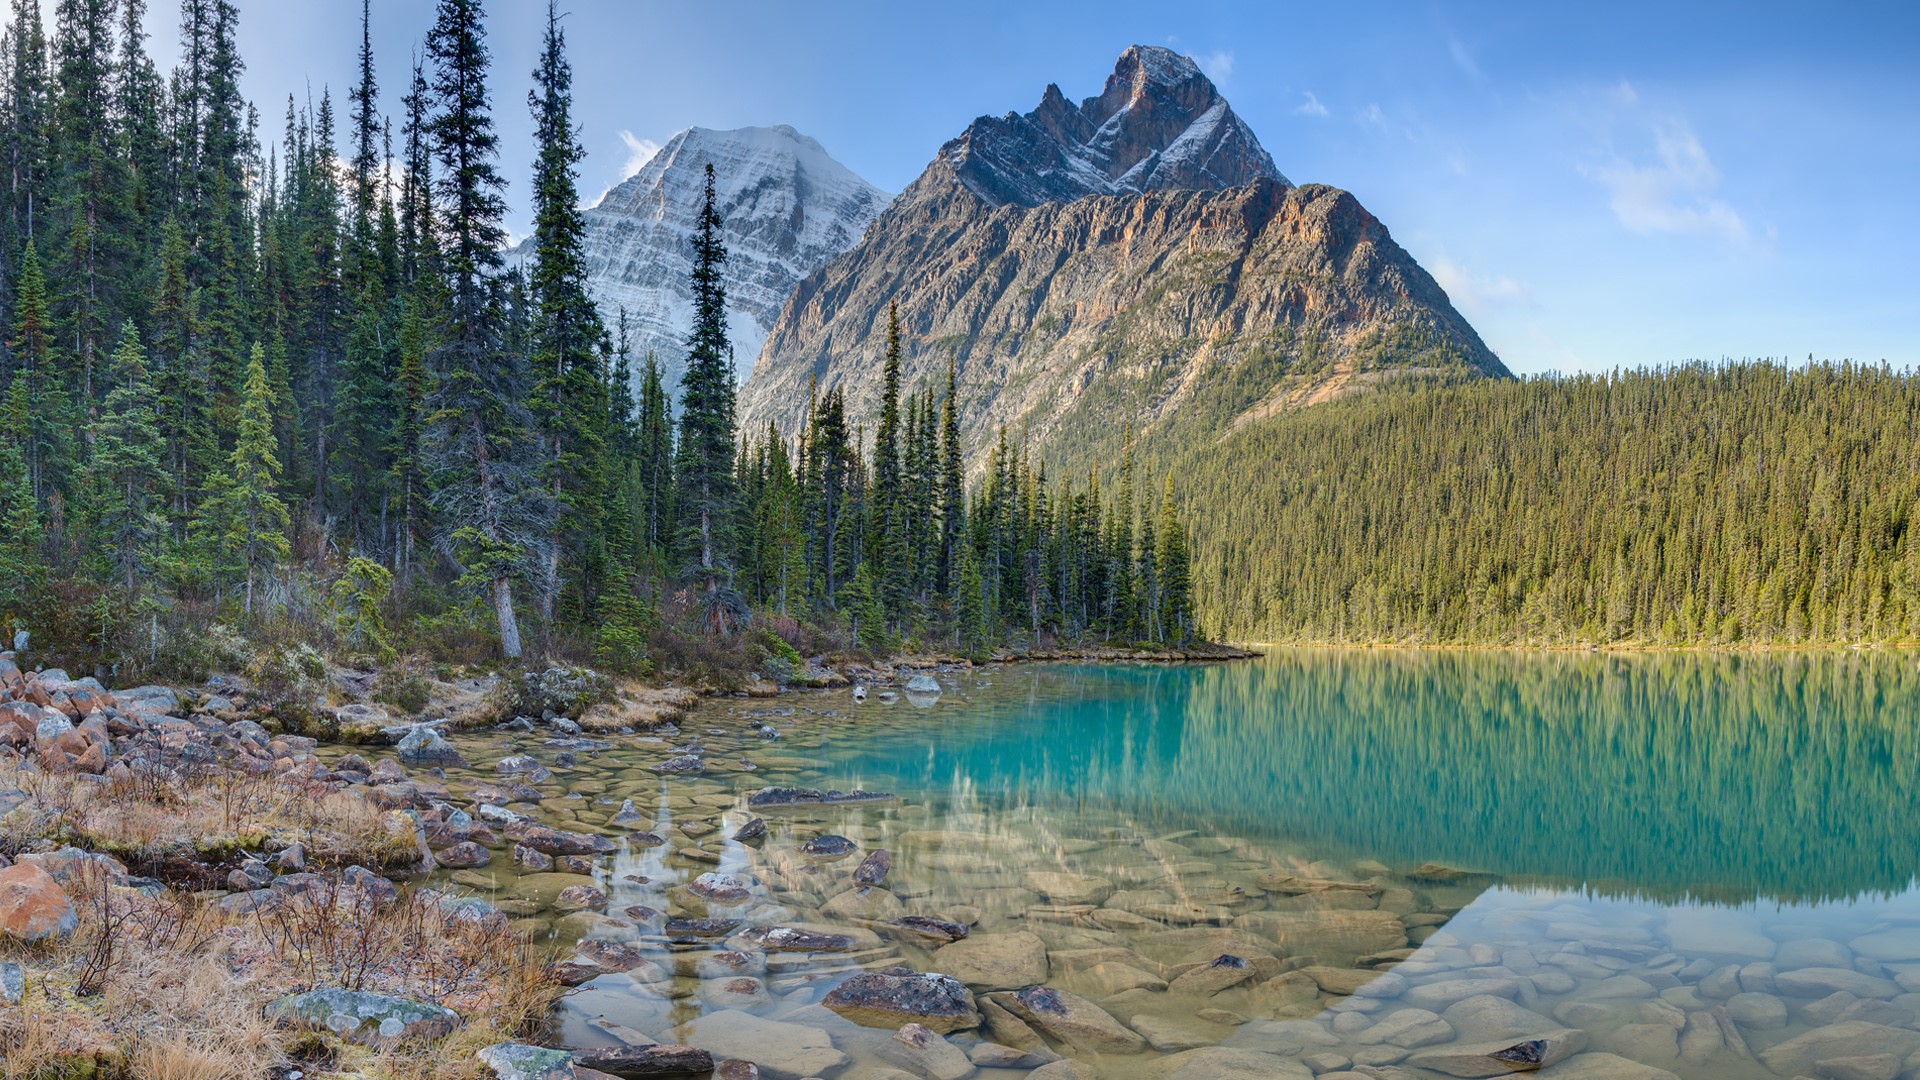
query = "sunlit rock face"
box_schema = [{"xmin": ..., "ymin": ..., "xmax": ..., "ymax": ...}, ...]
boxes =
[{"xmin": 739, "ymin": 46, "xmax": 1502, "ymax": 475}]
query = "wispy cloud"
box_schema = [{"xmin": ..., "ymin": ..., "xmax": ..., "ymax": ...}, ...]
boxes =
[
  {"xmin": 1446, "ymin": 33, "xmax": 1485, "ymax": 82},
  {"xmin": 1293, "ymin": 91, "xmax": 1329, "ymax": 118},
  {"xmin": 1583, "ymin": 108, "xmax": 1749, "ymax": 244},
  {"xmin": 1358, "ymin": 102, "xmax": 1388, "ymax": 129},
  {"xmin": 1198, "ymin": 50, "xmax": 1234, "ymax": 83},
  {"xmin": 619, "ymin": 131, "xmax": 661, "ymax": 179},
  {"xmin": 1430, "ymin": 257, "xmax": 1533, "ymax": 313}
]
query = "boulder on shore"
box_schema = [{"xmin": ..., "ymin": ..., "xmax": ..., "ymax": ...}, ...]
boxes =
[
  {"xmin": 0, "ymin": 863, "xmax": 76, "ymax": 943},
  {"xmin": 266, "ymin": 988, "xmax": 461, "ymax": 1048}
]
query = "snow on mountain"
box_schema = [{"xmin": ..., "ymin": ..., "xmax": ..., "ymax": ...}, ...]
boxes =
[
  {"xmin": 512, "ymin": 125, "xmax": 890, "ymax": 398},
  {"xmin": 936, "ymin": 44, "xmax": 1285, "ymax": 208}
]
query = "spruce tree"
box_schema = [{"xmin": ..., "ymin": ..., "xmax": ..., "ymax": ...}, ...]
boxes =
[
  {"xmin": 938, "ymin": 362, "xmax": 964, "ymax": 598},
  {"xmin": 636, "ymin": 350, "xmax": 673, "ymax": 558},
  {"xmin": 870, "ymin": 301, "xmax": 906, "ymax": 617},
  {"xmin": 10, "ymin": 239, "xmax": 72, "ymax": 504},
  {"xmin": 2, "ymin": 0, "xmax": 52, "ymax": 252},
  {"xmin": 0, "ymin": 386, "xmax": 44, "ymax": 627},
  {"xmin": 84, "ymin": 323, "xmax": 165, "ymax": 593},
  {"xmin": 213, "ymin": 344, "xmax": 290, "ymax": 614},
  {"xmin": 423, "ymin": 0, "xmax": 545, "ymax": 659},
  {"xmin": 150, "ymin": 216, "xmax": 215, "ymax": 532},
  {"xmin": 526, "ymin": 0, "xmax": 608, "ymax": 623},
  {"xmin": 674, "ymin": 162, "xmax": 740, "ymax": 630},
  {"xmin": 1155, "ymin": 476, "xmax": 1192, "ymax": 643}
]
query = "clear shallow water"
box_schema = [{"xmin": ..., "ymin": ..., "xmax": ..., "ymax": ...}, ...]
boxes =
[{"xmin": 414, "ymin": 650, "xmax": 1920, "ymax": 1078}]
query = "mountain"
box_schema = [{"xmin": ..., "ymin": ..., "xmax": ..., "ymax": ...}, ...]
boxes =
[
  {"xmin": 737, "ymin": 46, "xmax": 1506, "ymax": 471},
  {"xmin": 518, "ymin": 125, "xmax": 890, "ymax": 397}
]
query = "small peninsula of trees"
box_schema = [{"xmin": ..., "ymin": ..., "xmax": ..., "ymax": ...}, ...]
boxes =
[{"xmin": 0, "ymin": 0, "xmax": 1198, "ymax": 678}]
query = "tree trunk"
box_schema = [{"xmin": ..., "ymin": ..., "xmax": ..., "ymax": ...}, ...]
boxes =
[{"xmin": 493, "ymin": 575, "xmax": 522, "ymax": 659}]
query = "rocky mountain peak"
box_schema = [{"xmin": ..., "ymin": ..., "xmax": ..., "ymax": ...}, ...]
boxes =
[
  {"xmin": 515, "ymin": 124, "xmax": 889, "ymax": 400},
  {"xmin": 934, "ymin": 44, "xmax": 1284, "ymax": 208}
]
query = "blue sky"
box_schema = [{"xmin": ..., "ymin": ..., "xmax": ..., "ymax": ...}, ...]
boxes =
[{"xmin": 65, "ymin": 0, "xmax": 1920, "ymax": 373}]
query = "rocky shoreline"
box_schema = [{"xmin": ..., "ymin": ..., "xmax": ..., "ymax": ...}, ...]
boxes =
[{"xmin": 21, "ymin": 646, "xmax": 1872, "ymax": 1080}]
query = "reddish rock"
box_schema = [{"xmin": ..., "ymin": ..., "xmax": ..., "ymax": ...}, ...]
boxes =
[{"xmin": 0, "ymin": 863, "xmax": 78, "ymax": 942}]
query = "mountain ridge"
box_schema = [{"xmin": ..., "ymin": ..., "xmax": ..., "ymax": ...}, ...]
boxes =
[
  {"xmin": 514, "ymin": 124, "xmax": 890, "ymax": 398},
  {"xmin": 737, "ymin": 46, "xmax": 1503, "ymax": 472}
]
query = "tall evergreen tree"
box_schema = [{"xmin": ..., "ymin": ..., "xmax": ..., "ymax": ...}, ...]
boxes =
[
  {"xmin": 10, "ymin": 239, "xmax": 72, "ymax": 505},
  {"xmin": 1155, "ymin": 475, "xmax": 1192, "ymax": 643},
  {"xmin": 212, "ymin": 344, "xmax": 289, "ymax": 614},
  {"xmin": 0, "ymin": 383, "xmax": 44, "ymax": 627},
  {"xmin": 83, "ymin": 323, "xmax": 165, "ymax": 592},
  {"xmin": 526, "ymin": 0, "xmax": 607, "ymax": 624},
  {"xmin": 868, "ymin": 302, "xmax": 909, "ymax": 621},
  {"xmin": 635, "ymin": 349, "xmax": 672, "ymax": 558},
  {"xmin": 674, "ymin": 162, "xmax": 739, "ymax": 630},
  {"xmin": 938, "ymin": 361, "xmax": 964, "ymax": 598},
  {"xmin": 2, "ymin": 0, "xmax": 52, "ymax": 252},
  {"xmin": 422, "ymin": 0, "xmax": 544, "ymax": 659}
]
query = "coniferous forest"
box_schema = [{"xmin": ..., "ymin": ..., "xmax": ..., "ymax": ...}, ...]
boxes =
[
  {"xmin": 1171, "ymin": 362, "xmax": 1920, "ymax": 646},
  {"xmin": 0, "ymin": 0, "xmax": 1911, "ymax": 676},
  {"xmin": 0, "ymin": 0, "xmax": 1198, "ymax": 680}
]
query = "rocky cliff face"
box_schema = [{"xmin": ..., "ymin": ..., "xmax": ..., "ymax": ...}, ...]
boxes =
[
  {"xmin": 940, "ymin": 45, "xmax": 1284, "ymax": 207},
  {"xmin": 737, "ymin": 47, "xmax": 1504, "ymax": 471},
  {"xmin": 517, "ymin": 125, "xmax": 889, "ymax": 399}
]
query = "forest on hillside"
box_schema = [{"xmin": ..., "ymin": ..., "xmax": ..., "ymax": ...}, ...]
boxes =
[
  {"xmin": 1170, "ymin": 362, "xmax": 1920, "ymax": 646},
  {"xmin": 0, "ymin": 0, "xmax": 1199, "ymax": 684}
]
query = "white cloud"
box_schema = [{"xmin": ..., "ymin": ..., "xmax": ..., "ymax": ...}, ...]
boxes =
[
  {"xmin": 1430, "ymin": 257, "xmax": 1534, "ymax": 313},
  {"xmin": 1583, "ymin": 117, "xmax": 1749, "ymax": 244},
  {"xmin": 1198, "ymin": 50, "xmax": 1234, "ymax": 83},
  {"xmin": 1446, "ymin": 34, "xmax": 1485, "ymax": 82},
  {"xmin": 619, "ymin": 130, "xmax": 661, "ymax": 179},
  {"xmin": 1293, "ymin": 91, "xmax": 1329, "ymax": 118},
  {"xmin": 1359, "ymin": 102, "xmax": 1387, "ymax": 129}
]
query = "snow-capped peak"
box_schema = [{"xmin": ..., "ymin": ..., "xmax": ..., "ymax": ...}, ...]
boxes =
[
  {"xmin": 933, "ymin": 44, "xmax": 1285, "ymax": 208},
  {"xmin": 519, "ymin": 125, "xmax": 891, "ymax": 400}
]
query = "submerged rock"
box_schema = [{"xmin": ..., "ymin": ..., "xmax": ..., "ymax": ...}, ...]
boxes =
[
  {"xmin": 801, "ymin": 834, "xmax": 857, "ymax": 858},
  {"xmin": 746, "ymin": 786, "xmax": 895, "ymax": 809},
  {"xmin": 934, "ymin": 930, "xmax": 1049, "ymax": 989},
  {"xmin": 680, "ymin": 1011, "xmax": 850, "ymax": 1080},
  {"xmin": 852, "ymin": 848, "xmax": 893, "ymax": 885},
  {"xmin": 1406, "ymin": 1029, "xmax": 1590, "ymax": 1077},
  {"xmin": 570, "ymin": 1045, "xmax": 715, "ymax": 1077},
  {"xmin": 999, "ymin": 985, "xmax": 1145, "ymax": 1054},
  {"xmin": 503, "ymin": 821, "xmax": 615, "ymax": 856},
  {"xmin": 823, "ymin": 969, "xmax": 982, "ymax": 1033},
  {"xmin": 881, "ymin": 915, "xmax": 970, "ymax": 947},
  {"xmin": 732, "ymin": 925, "xmax": 855, "ymax": 953},
  {"xmin": 731, "ymin": 817, "xmax": 767, "ymax": 843},
  {"xmin": 665, "ymin": 917, "xmax": 744, "ymax": 941}
]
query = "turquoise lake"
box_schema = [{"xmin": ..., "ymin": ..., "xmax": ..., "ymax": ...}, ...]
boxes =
[{"xmin": 432, "ymin": 649, "xmax": 1920, "ymax": 1078}]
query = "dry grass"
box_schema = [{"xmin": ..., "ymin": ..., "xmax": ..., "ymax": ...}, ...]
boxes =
[
  {"xmin": 0, "ymin": 757, "xmax": 419, "ymax": 873},
  {"xmin": 0, "ymin": 755, "xmax": 564, "ymax": 1080}
]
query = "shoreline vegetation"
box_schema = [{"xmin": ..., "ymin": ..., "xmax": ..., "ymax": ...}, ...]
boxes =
[{"xmin": 1232, "ymin": 640, "xmax": 1920, "ymax": 653}]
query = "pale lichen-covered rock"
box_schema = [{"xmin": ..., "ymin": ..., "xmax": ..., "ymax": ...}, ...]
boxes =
[
  {"xmin": 477, "ymin": 1042, "xmax": 576, "ymax": 1080},
  {"xmin": 265, "ymin": 988, "xmax": 460, "ymax": 1048}
]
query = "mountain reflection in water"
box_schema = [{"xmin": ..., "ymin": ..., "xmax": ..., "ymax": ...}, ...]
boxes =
[{"xmin": 819, "ymin": 650, "xmax": 1920, "ymax": 905}]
